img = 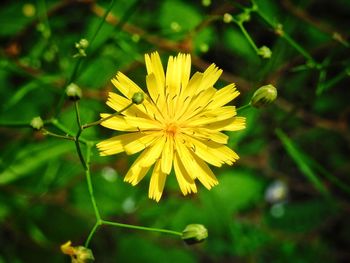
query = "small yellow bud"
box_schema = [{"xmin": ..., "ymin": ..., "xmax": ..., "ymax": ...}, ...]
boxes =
[
  {"xmin": 223, "ymin": 13, "xmax": 233, "ymax": 23},
  {"xmin": 202, "ymin": 0, "xmax": 211, "ymax": 7},
  {"xmin": 182, "ymin": 224, "xmax": 208, "ymax": 245},
  {"xmin": 30, "ymin": 116, "xmax": 44, "ymax": 130},
  {"xmin": 132, "ymin": 92, "xmax": 144, "ymax": 105},
  {"xmin": 258, "ymin": 46, "xmax": 272, "ymax": 59},
  {"xmin": 250, "ymin": 84, "xmax": 277, "ymax": 108},
  {"xmin": 66, "ymin": 83, "xmax": 82, "ymax": 101},
  {"xmin": 61, "ymin": 241, "xmax": 95, "ymax": 263}
]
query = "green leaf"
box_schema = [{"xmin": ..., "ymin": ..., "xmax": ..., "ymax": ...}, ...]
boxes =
[
  {"xmin": 0, "ymin": 141, "xmax": 74, "ymax": 184},
  {"xmin": 275, "ymin": 129, "xmax": 329, "ymax": 197}
]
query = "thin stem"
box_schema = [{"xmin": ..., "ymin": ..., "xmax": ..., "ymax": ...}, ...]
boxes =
[
  {"xmin": 89, "ymin": 0, "xmax": 116, "ymax": 46},
  {"xmin": 254, "ymin": 7, "xmax": 317, "ymax": 64},
  {"xmin": 82, "ymin": 102, "xmax": 133, "ymax": 129},
  {"xmin": 85, "ymin": 143, "xmax": 101, "ymax": 221},
  {"xmin": 235, "ymin": 21, "xmax": 259, "ymax": 53},
  {"xmin": 85, "ymin": 221, "xmax": 102, "ymax": 247},
  {"xmin": 0, "ymin": 121, "xmax": 31, "ymax": 128},
  {"xmin": 101, "ymin": 220, "xmax": 183, "ymax": 236},
  {"xmin": 49, "ymin": 119, "xmax": 88, "ymax": 144},
  {"xmin": 42, "ymin": 129, "xmax": 75, "ymax": 141},
  {"xmin": 237, "ymin": 103, "xmax": 252, "ymax": 112},
  {"xmin": 74, "ymin": 101, "xmax": 87, "ymax": 170}
]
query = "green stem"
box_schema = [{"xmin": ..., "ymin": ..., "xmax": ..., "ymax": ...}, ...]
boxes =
[
  {"xmin": 85, "ymin": 221, "xmax": 102, "ymax": 247},
  {"xmin": 101, "ymin": 220, "xmax": 183, "ymax": 236},
  {"xmin": 82, "ymin": 102, "xmax": 133, "ymax": 129},
  {"xmin": 42, "ymin": 129, "xmax": 75, "ymax": 141},
  {"xmin": 237, "ymin": 103, "xmax": 252, "ymax": 112},
  {"xmin": 74, "ymin": 101, "xmax": 87, "ymax": 170},
  {"xmin": 235, "ymin": 21, "xmax": 259, "ymax": 53},
  {"xmin": 85, "ymin": 143, "xmax": 101, "ymax": 221},
  {"xmin": 254, "ymin": 7, "xmax": 317, "ymax": 64},
  {"xmin": 89, "ymin": 0, "xmax": 116, "ymax": 46},
  {"xmin": 0, "ymin": 121, "xmax": 31, "ymax": 128},
  {"xmin": 49, "ymin": 119, "xmax": 88, "ymax": 144}
]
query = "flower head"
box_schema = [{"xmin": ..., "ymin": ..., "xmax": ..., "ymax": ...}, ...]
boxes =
[{"xmin": 97, "ymin": 51, "xmax": 245, "ymax": 201}]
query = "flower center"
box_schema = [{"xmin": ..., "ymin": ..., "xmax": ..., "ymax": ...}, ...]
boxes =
[{"xmin": 164, "ymin": 122, "xmax": 178, "ymax": 137}]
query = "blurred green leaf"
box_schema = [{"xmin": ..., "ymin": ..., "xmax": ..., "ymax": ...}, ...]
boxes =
[
  {"xmin": 0, "ymin": 141, "xmax": 74, "ymax": 184},
  {"xmin": 275, "ymin": 129, "xmax": 329, "ymax": 197}
]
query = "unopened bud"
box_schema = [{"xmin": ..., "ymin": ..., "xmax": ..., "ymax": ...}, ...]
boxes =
[
  {"xmin": 236, "ymin": 11, "xmax": 250, "ymax": 23},
  {"xmin": 182, "ymin": 224, "xmax": 208, "ymax": 245},
  {"xmin": 250, "ymin": 84, "xmax": 277, "ymax": 108},
  {"xmin": 223, "ymin": 13, "xmax": 233, "ymax": 23},
  {"xmin": 74, "ymin": 39, "xmax": 89, "ymax": 57},
  {"xmin": 258, "ymin": 46, "xmax": 272, "ymax": 59},
  {"xmin": 61, "ymin": 241, "xmax": 95, "ymax": 263},
  {"xmin": 66, "ymin": 83, "xmax": 82, "ymax": 101},
  {"xmin": 132, "ymin": 92, "xmax": 144, "ymax": 105},
  {"xmin": 30, "ymin": 116, "xmax": 44, "ymax": 130}
]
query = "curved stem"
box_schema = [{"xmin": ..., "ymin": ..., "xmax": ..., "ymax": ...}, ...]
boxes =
[
  {"xmin": 82, "ymin": 102, "xmax": 133, "ymax": 129},
  {"xmin": 101, "ymin": 220, "xmax": 182, "ymax": 236},
  {"xmin": 85, "ymin": 220, "xmax": 102, "ymax": 247}
]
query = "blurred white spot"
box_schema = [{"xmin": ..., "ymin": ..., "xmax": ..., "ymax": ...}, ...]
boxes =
[
  {"xmin": 265, "ymin": 180, "xmax": 288, "ymax": 203},
  {"xmin": 270, "ymin": 203, "xmax": 285, "ymax": 218},
  {"xmin": 101, "ymin": 167, "xmax": 118, "ymax": 182},
  {"xmin": 122, "ymin": 197, "xmax": 137, "ymax": 214}
]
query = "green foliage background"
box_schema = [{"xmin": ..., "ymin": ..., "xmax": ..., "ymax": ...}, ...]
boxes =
[{"xmin": 1, "ymin": 0, "xmax": 349, "ymax": 262}]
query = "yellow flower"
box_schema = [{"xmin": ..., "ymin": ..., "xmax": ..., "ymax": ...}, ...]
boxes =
[{"xmin": 97, "ymin": 52, "xmax": 245, "ymax": 202}]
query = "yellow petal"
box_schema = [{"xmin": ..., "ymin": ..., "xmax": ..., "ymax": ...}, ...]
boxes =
[
  {"xmin": 123, "ymin": 131, "xmax": 162, "ymax": 155},
  {"xmin": 145, "ymin": 51, "xmax": 165, "ymax": 88},
  {"xmin": 207, "ymin": 83, "xmax": 240, "ymax": 110},
  {"xmin": 186, "ymin": 106, "xmax": 236, "ymax": 126},
  {"xmin": 182, "ymin": 127, "xmax": 228, "ymax": 144},
  {"xmin": 146, "ymin": 73, "xmax": 166, "ymax": 112},
  {"xmin": 173, "ymin": 152, "xmax": 197, "ymax": 195},
  {"xmin": 97, "ymin": 132, "xmax": 157, "ymax": 156},
  {"xmin": 181, "ymin": 134, "xmax": 223, "ymax": 167},
  {"xmin": 124, "ymin": 149, "xmax": 153, "ymax": 185},
  {"xmin": 161, "ymin": 135, "xmax": 174, "ymax": 174},
  {"xmin": 139, "ymin": 136, "xmax": 166, "ymax": 167},
  {"xmin": 107, "ymin": 92, "xmax": 149, "ymax": 118},
  {"xmin": 175, "ymin": 136, "xmax": 218, "ymax": 189},
  {"xmin": 125, "ymin": 116, "xmax": 163, "ymax": 130},
  {"xmin": 99, "ymin": 114, "xmax": 138, "ymax": 132},
  {"xmin": 179, "ymin": 87, "xmax": 216, "ymax": 121},
  {"xmin": 196, "ymin": 63, "xmax": 222, "ymax": 94},
  {"xmin": 203, "ymin": 140, "xmax": 239, "ymax": 165},
  {"xmin": 112, "ymin": 72, "xmax": 144, "ymax": 99},
  {"xmin": 148, "ymin": 160, "xmax": 167, "ymax": 202},
  {"xmin": 206, "ymin": 116, "xmax": 246, "ymax": 131},
  {"xmin": 192, "ymin": 154, "xmax": 219, "ymax": 189}
]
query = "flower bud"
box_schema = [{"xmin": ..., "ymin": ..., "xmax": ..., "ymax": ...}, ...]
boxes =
[
  {"xmin": 66, "ymin": 83, "xmax": 82, "ymax": 101},
  {"xmin": 181, "ymin": 224, "xmax": 208, "ymax": 245},
  {"xmin": 223, "ymin": 13, "xmax": 233, "ymax": 23},
  {"xmin": 236, "ymin": 11, "xmax": 251, "ymax": 23},
  {"xmin": 250, "ymin": 84, "xmax": 277, "ymax": 108},
  {"xmin": 132, "ymin": 92, "xmax": 144, "ymax": 105},
  {"xmin": 61, "ymin": 241, "xmax": 95, "ymax": 263},
  {"xmin": 30, "ymin": 116, "xmax": 44, "ymax": 130},
  {"xmin": 258, "ymin": 46, "xmax": 272, "ymax": 59}
]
